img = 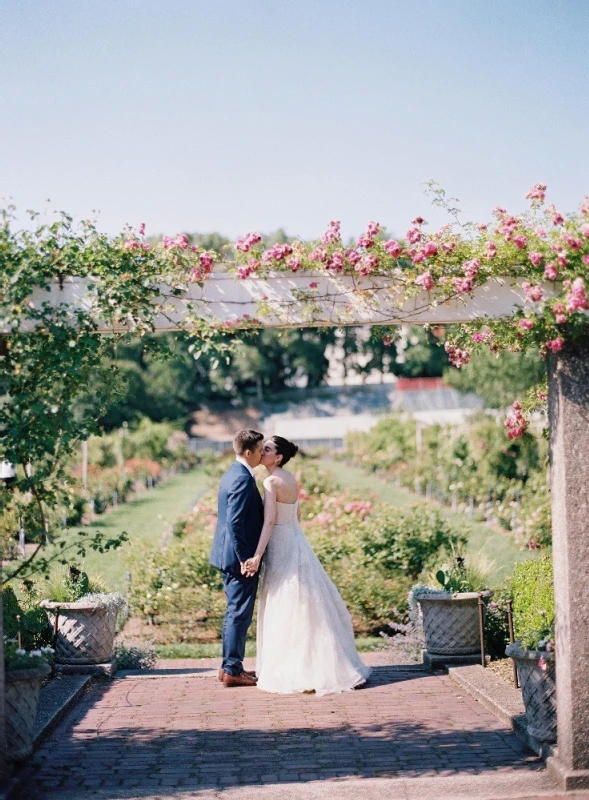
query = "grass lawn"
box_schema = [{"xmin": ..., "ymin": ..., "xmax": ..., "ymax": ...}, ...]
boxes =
[
  {"xmin": 155, "ymin": 636, "xmax": 383, "ymax": 660},
  {"xmin": 60, "ymin": 469, "xmax": 211, "ymax": 593},
  {"xmin": 321, "ymin": 458, "xmax": 536, "ymax": 585}
]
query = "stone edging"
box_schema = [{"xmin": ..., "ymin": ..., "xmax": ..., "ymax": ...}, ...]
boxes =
[{"xmin": 448, "ymin": 664, "xmax": 556, "ymax": 760}]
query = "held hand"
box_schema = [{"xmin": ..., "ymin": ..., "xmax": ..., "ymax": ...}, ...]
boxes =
[{"xmin": 242, "ymin": 555, "xmax": 261, "ymax": 577}]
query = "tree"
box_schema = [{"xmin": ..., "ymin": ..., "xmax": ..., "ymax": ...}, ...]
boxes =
[{"xmin": 444, "ymin": 348, "xmax": 545, "ymax": 408}]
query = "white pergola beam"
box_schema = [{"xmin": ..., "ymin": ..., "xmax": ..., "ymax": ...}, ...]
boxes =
[{"xmin": 15, "ymin": 274, "xmax": 548, "ymax": 333}]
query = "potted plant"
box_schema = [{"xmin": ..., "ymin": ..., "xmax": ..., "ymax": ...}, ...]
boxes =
[
  {"xmin": 4, "ymin": 638, "xmax": 53, "ymax": 761},
  {"xmin": 505, "ymin": 557, "xmax": 556, "ymax": 743},
  {"xmin": 413, "ymin": 556, "xmax": 492, "ymax": 664},
  {"xmin": 40, "ymin": 566, "xmax": 126, "ymax": 667}
]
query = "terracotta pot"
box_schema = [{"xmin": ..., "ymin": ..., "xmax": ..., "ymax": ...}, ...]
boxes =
[
  {"xmin": 40, "ymin": 600, "xmax": 118, "ymax": 664},
  {"xmin": 506, "ymin": 643, "xmax": 556, "ymax": 743},
  {"xmin": 418, "ymin": 591, "xmax": 492, "ymax": 656},
  {"xmin": 5, "ymin": 662, "xmax": 51, "ymax": 761}
]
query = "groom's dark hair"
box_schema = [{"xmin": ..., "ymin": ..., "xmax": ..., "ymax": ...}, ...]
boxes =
[{"xmin": 233, "ymin": 429, "xmax": 264, "ymax": 455}]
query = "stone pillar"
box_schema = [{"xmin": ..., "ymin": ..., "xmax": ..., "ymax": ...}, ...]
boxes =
[
  {"xmin": 0, "ymin": 569, "xmax": 7, "ymax": 782},
  {"xmin": 546, "ymin": 336, "xmax": 589, "ymax": 790}
]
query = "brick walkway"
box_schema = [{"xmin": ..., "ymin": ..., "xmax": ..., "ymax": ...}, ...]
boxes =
[{"xmin": 14, "ymin": 654, "xmax": 557, "ymax": 799}]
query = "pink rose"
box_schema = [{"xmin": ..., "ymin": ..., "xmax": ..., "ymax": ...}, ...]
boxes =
[
  {"xmin": 421, "ymin": 241, "xmax": 438, "ymax": 258},
  {"xmin": 366, "ymin": 220, "xmax": 380, "ymax": 237},
  {"xmin": 519, "ymin": 319, "xmax": 535, "ymax": 330},
  {"xmin": 485, "ymin": 242, "xmax": 497, "ymax": 260},
  {"xmin": 406, "ymin": 227, "xmax": 422, "ymax": 244},
  {"xmin": 357, "ymin": 233, "xmax": 375, "ymax": 249},
  {"xmin": 581, "ymin": 224, "xmax": 589, "ymax": 238},
  {"xmin": 453, "ymin": 277, "xmax": 474, "ymax": 294},
  {"xmin": 544, "ymin": 263, "xmax": 558, "ymax": 280},
  {"xmin": 139, "ymin": 222, "xmax": 146, "ymax": 236},
  {"xmin": 346, "ymin": 249, "xmax": 361, "ymax": 265},
  {"xmin": 526, "ymin": 183, "xmax": 547, "ymax": 205},
  {"xmin": 522, "ymin": 282, "xmax": 544, "ymax": 303},
  {"xmin": 513, "ymin": 235, "xmax": 528, "ymax": 250},
  {"xmin": 287, "ymin": 256, "xmax": 301, "ymax": 272},
  {"xmin": 566, "ymin": 277, "xmax": 588, "ymax": 312},
  {"xmin": 384, "ymin": 240, "xmax": 403, "ymax": 258},
  {"xmin": 529, "ymin": 252, "xmax": 544, "ymax": 267},
  {"xmin": 199, "ymin": 253, "xmax": 214, "ymax": 272},
  {"xmin": 321, "ymin": 220, "xmax": 341, "ymax": 245},
  {"xmin": 545, "ymin": 337, "xmax": 564, "ymax": 353},
  {"xmin": 415, "ymin": 271, "xmax": 435, "ymax": 291},
  {"xmin": 309, "ymin": 281, "xmax": 318, "ymax": 289}
]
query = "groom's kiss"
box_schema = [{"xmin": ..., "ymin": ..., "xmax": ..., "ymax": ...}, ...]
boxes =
[{"xmin": 209, "ymin": 429, "xmax": 264, "ymax": 687}]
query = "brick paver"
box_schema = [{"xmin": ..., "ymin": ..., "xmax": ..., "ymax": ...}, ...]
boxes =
[{"xmin": 14, "ymin": 654, "xmax": 547, "ymax": 798}]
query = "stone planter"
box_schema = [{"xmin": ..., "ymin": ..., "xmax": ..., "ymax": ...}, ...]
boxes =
[
  {"xmin": 418, "ymin": 591, "xmax": 491, "ymax": 658},
  {"xmin": 40, "ymin": 599, "xmax": 119, "ymax": 665},
  {"xmin": 506, "ymin": 643, "xmax": 556, "ymax": 743},
  {"xmin": 5, "ymin": 662, "xmax": 51, "ymax": 761}
]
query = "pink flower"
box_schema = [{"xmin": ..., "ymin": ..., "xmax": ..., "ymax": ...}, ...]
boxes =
[
  {"xmin": 346, "ymin": 249, "xmax": 361, "ymax": 265},
  {"xmin": 412, "ymin": 216, "xmax": 425, "ymax": 225},
  {"xmin": 421, "ymin": 241, "xmax": 438, "ymax": 258},
  {"xmin": 415, "ymin": 271, "xmax": 435, "ymax": 291},
  {"xmin": 583, "ymin": 255, "xmax": 589, "ymax": 266},
  {"xmin": 513, "ymin": 235, "xmax": 528, "ymax": 250},
  {"xmin": 581, "ymin": 224, "xmax": 589, "ymax": 238},
  {"xmin": 463, "ymin": 258, "xmax": 481, "ymax": 279},
  {"xmin": 535, "ymin": 226, "xmax": 547, "ymax": 238},
  {"xmin": 124, "ymin": 239, "xmax": 140, "ymax": 250},
  {"xmin": 522, "ymin": 282, "xmax": 544, "ymax": 303},
  {"xmin": 309, "ymin": 247, "xmax": 328, "ymax": 263},
  {"xmin": 485, "ymin": 242, "xmax": 497, "ymax": 260},
  {"xmin": 538, "ymin": 656, "xmax": 547, "ymax": 671},
  {"xmin": 321, "ymin": 220, "xmax": 341, "ymax": 245},
  {"xmin": 406, "ymin": 227, "xmax": 422, "ymax": 244},
  {"xmin": 188, "ymin": 267, "xmax": 203, "ymax": 282},
  {"xmin": 553, "ymin": 303, "xmax": 568, "ymax": 324},
  {"xmin": 545, "ymin": 337, "xmax": 564, "ymax": 353},
  {"xmin": 384, "ymin": 240, "xmax": 403, "ymax": 258},
  {"xmin": 526, "ymin": 183, "xmax": 546, "ymax": 205},
  {"xmin": 453, "ymin": 277, "xmax": 474, "ymax": 294},
  {"xmin": 236, "ymin": 231, "xmax": 262, "ymax": 253},
  {"xmin": 549, "ymin": 205, "xmax": 565, "ymax": 226},
  {"xmin": 529, "ymin": 251, "xmax": 544, "ymax": 267},
  {"xmin": 357, "ymin": 233, "xmax": 375, "ymax": 249},
  {"xmin": 504, "ymin": 400, "xmax": 529, "ymax": 439},
  {"xmin": 199, "ymin": 252, "xmax": 214, "ymax": 272},
  {"xmin": 139, "ymin": 222, "xmax": 146, "ymax": 236},
  {"xmin": 356, "ymin": 254, "xmax": 379, "ymax": 276},
  {"xmin": 444, "ymin": 342, "xmax": 470, "ymax": 368},
  {"xmin": 309, "ymin": 281, "xmax": 318, "ymax": 289},
  {"xmin": 566, "ymin": 277, "xmax": 588, "ymax": 312},
  {"xmin": 472, "ymin": 330, "xmax": 493, "ymax": 344},
  {"xmin": 519, "ymin": 318, "xmax": 535, "ymax": 330},
  {"xmin": 544, "ymin": 263, "xmax": 558, "ymax": 280},
  {"xmin": 237, "ymin": 265, "xmax": 253, "ymax": 279},
  {"xmin": 174, "ymin": 233, "xmax": 189, "ymax": 249},
  {"xmin": 327, "ymin": 251, "xmax": 345, "ymax": 272},
  {"xmin": 366, "ymin": 220, "xmax": 380, "ymax": 237},
  {"xmin": 564, "ymin": 233, "xmax": 583, "ymax": 250},
  {"xmin": 287, "ymin": 256, "xmax": 301, "ymax": 272},
  {"xmin": 441, "ymin": 241, "xmax": 456, "ymax": 254}
]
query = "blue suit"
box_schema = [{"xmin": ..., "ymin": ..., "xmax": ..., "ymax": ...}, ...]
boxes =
[{"xmin": 210, "ymin": 461, "xmax": 263, "ymax": 675}]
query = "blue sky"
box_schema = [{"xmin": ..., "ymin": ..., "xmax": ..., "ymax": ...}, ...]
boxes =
[{"xmin": 1, "ymin": 1, "xmax": 588, "ymax": 240}]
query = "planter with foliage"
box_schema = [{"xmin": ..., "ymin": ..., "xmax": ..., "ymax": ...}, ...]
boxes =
[
  {"xmin": 506, "ymin": 556, "xmax": 556, "ymax": 743},
  {"xmin": 4, "ymin": 639, "xmax": 53, "ymax": 761},
  {"xmin": 40, "ymin": 567, "xmax": 126, "ymax": 665},
  {"xmin": 413, "ymin": 559, "xmax": 491, "ymax": 659}
]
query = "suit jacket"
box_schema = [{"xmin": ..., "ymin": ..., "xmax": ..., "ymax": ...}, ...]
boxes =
[{"xmin": 209, "ymin": 461, "xmax": 264, "ymax": 574}]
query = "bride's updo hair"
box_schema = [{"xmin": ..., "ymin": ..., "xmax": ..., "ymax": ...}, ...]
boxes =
[{"xmin": 271, "ymin": 436, "xmax": 299, "ymax": 466}]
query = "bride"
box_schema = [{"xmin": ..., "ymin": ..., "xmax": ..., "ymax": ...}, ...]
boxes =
[{"xmin": 243, "ymin": 436, "xmax": 371, "ymax": 695}]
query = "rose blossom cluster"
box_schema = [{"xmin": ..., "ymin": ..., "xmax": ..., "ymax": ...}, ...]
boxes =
[
  {"xmin": 356, "ymin": 254, "xmax": 379, "ymax": 276},
  {"xmin": 545, "ymin": 338, "xmax": 564, "ymax": 353},
  {"xmin": 444, "ymin": 342, "xmax": 470, "ymax": 368},
  {"xmin": 237, "ymin": 258, "xmax": 261, "ymax": 280},
  {"xmin": 236, "ymin": 231, "xmax": 262, "ymax": 253},
  {"xmin": 471, "ymin": 330, "xmax": 493, "ymax": 344},
  {"xmin": 504, "ymin": 401, "xmax": 529, "ymax": 440},
  {"xmin": 262, "ymin": 243, "xmax": 293, "ymax": 263},
  {"xmin": 566, "ymin": 277, "xmax": 588, "ymax": 312},
  {"xmin": 525, "ymin": 183, "xmax": 547, "ymax": 206},
  {"xmin": 321, "ymin": 220, "xmax": 341, "ymax": 245},
  {"xmin": 522, "ymin": 282, "xmax": 544, "ymax": 303},
  {"xmin": 343, "ymin": 500, "xmax": 373, "ymax": 517},
  {"xmin": 415, "ymin": 271, "xmax": 435, "ymax": 290}
]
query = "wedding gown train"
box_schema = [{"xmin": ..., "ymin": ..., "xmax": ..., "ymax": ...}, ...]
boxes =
[{"xmin": 256, "ymin": 500, "xmax": 371, "ymax": 695}]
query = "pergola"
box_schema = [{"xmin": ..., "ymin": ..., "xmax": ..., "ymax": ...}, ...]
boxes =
[{"xmin": 1, "ymin": 273, "xmax": 587, "ymax": 790}]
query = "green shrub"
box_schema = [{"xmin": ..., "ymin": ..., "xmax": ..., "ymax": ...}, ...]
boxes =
[
  {"xmin": 360, "ymin": 505, "xmax": 467, "ymax": 580},
  {"xmin": 2, "ymin": 585, "xmax": 52, "ymax": 650},
  {"xmin": 512, "ymin": 556, "xmax": 554, "ymax": 649}
]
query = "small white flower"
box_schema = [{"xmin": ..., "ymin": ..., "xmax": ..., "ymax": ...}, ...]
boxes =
[
  {"xmin": 41, "ymin": 646, "xmax": 55, "ymax": 654},
  {"xmin": 15, "ymin": 648, "xmax": 26, "ymax": 656},
  {"xmin": 29, "ymin": 650, "xmax": 42, "ymax": 658}
]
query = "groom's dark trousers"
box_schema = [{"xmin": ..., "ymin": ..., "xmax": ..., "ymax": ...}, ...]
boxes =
[{"xmin": 210, "ymin": 461, "xmax": 263, "ymax": 676}]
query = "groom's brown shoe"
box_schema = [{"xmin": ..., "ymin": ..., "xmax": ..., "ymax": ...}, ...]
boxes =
[
  {"xmin": 222, "ymin": 670, "xmax": 257, "ymax": 687},
  {"xmin": 218, "ymin": 668, "xmax": 256, "ymax": 682}
]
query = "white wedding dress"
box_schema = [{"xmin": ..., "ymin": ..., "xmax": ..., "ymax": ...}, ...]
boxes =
[{"xmin": 256, "ymin": 500, "xmax": 371, "ymax": 695}]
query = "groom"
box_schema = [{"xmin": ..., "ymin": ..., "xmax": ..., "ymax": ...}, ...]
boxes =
[{"xmin": 210, "ymin": 429, "xmax": 264, "ymax": 687}]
